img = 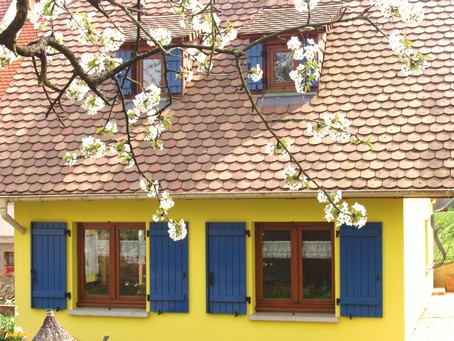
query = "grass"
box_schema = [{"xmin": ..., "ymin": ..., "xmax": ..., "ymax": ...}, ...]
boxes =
[{"xmin": 433, "ymin": 211, "xmax": 454, "ymax": 263}]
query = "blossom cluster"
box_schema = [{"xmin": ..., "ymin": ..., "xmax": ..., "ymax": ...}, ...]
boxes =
[
  {"xmin": 286, "ymin": 37, "xmax": 320, "ymax": 93},
  {"xmin": 306, "ymin": 113, "xmax": 351, "ymax": 143},
  {"xmin": 294, "ymin": 0, "xmax": 319, "ymax": 12},
  {"xmin": 266, "ymin": 138, "xmax": 292, "ymax": 159},
  {"xmin": 168, "ymin": 219, "xmax": 188, "ymax": 241},
  {"xmin": 147, "ymin": 28, "xmax": 172, "ymax": 47},
  {"xmin": 0, "ymin": 20, "xmax": 18, "ymax": 70},
  {"xmin": 317, "ymin": 191, "xmax": 367, "ymax": 228},
  {"xmin": 388, "ymin": 30, "xmax": 430, "ymax": 76},
  {"xmin": 369, "ymin": 0, "xmax": 424, "ymax": 26},
  {"xmin": 248, "ymin": 64, "xmax": 263, "ymax": 83},
  {"xmin": 177, "ymin": 1, "xmax": 237, "ymax": 74},
  {"xmin": 282, "ymin": 166, "xmax": 308, "ymax": 191},
  {"xmin": 28, "ymin": 0, "xmax": 65, "ymax": 30},
  {"xmin": 140, "ymin": 177, "xmax": 187, "ymax": 241}
]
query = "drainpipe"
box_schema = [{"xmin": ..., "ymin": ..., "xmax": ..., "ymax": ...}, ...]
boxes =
[{"xmin": 0, "ymin": 198, "xmax": 26, "ymax": 234}]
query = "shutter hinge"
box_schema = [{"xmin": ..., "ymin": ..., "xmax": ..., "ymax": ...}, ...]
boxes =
[
  {"xmin": 336, "ymin": 230, "xmax": 340, "ymax": 238},
  {"xmin": 336, "ymin": 298, "xmax": 340, "ymax": 306},
  {"xmin": 146, "ymin": 230, "xmax": 150, "ymax": 237},
  {"xmin": 66, "ymin": 292, "xmax": 71, "ymax": 300},
  {"xmin": 65, "ymin": 229, "xmax": 71, "ymax": 237},
  {"xmin": 147, "ymin": 294, "xmax": 150, "ymax": 302},
  {"xmin": 245, "ymin": 230, "xmax": 250, "ymax": 237},
  {"xmin": 246, "ymin": 297, "xmax": 251, "ymax": 304}
]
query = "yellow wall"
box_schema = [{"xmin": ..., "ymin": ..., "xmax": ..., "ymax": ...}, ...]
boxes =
[{"xmin": 14, "ymin": 198, "xmax": 407, "ymax": 341}]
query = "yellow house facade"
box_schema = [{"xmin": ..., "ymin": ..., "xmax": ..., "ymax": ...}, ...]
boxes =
[
  {"xmin": 0, "ymin": 1, "xmax": 452, "ymax": 341},
  {"xmin": 13, "ymin": 197, "xmax": 432, "ymax": 341}
]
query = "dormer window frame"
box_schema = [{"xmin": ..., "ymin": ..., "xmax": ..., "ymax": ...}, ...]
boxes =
[
  {"xmin": 246, "ymin": 32, "xmax": 321, "ymax": 94},
  {"xmin": 116, "ymin": 42, "xmax": 183, "ymax": 98}
]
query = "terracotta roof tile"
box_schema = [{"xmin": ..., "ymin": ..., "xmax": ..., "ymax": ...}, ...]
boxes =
[{"xmin": 0, "ymin": 0, "xmax": 453, "ymax": 197}]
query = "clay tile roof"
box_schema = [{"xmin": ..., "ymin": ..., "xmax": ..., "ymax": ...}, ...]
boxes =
[
  {"xmin": 0, "ymin": 0, "xmax": 453, "ymax": 199},
  {"xmin": 124, "ymin": 15, "xmax": 194, "ymax": 42},
  {"xmin": 240, "ymin": 3, "xmax": 343, "ymax": 35},
  {"xmin": 0, "ymin": 0, "xmax": 12, "ymax": 20},
  {"xmin": 0, "ymin": 12, "xmax": 37, "ymax": 96}
]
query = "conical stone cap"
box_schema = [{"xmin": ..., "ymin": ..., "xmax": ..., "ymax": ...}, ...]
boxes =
[{"xmin": 32, "ymin": 310, "xmax": 76, "ymax": 341}]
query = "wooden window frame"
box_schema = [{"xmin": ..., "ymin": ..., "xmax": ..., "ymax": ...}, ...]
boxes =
[
  {"xmin": 265, "ymin": 44, "xmax": 299, "ymax": 91},
  {"xmin": 255, "ymin": 222, "xmax": 335, "ymax": 313},
  {"xmin": 77, "ymin": 222, "xmax": 146, "ymax": 308}
]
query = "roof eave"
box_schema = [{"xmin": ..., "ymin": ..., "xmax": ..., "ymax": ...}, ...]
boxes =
[{"xmin": 1, "ymin": 188, "xmax": 453, "ymax": 203}]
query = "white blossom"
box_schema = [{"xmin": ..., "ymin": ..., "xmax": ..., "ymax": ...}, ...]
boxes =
[
  {"xmin": 139, "ymin": 178, "xmax": 159, "ymax": 197},
  {"xmin": 104, "ymin": 121, "xmax": 118, "ymax": 135},
  {"xmin": 282, "ymin": 166, "xmax": 307, "ymax": 191},
  {"xmin": 266, "ymin": 139, "xmax": 292, "ymax": 159},
  {"xmin": 82, "ymin": 95, "xmax": 105, "ymax": 116},
  {"xmin": 294, "ymin": 0, "xmax": 319, "ymax": 12},
  {"xmin": 168, "ymin": 219, "xmax": 187, "ymax": 241},
  {"xmin": 369, "ymin": 0, "xmax": 424, "ymax": 26},
  {"xmin": 80, "ymin": 52, "xmax": 106, "ymax": 75},
  {"xmin": 0, "ymin": 46, "xmax": 17, "ymax": 70},
  {"xmin": 160, "ymin": 192, "xmax": 175, "ymax": 211},
  {"xmin": 307, "ymin": 114, "xmax": 351, "ymax": 143},
  {"xmin": 287, "ymin": 36, "xmax": 302, "ymax": 51},
  {"xmin": 80, "ymin": 136, "xmax": 107, "ymax": 159},
  {"xmin": 248, "ymin": 64, "xmax": 263, "ymax": 83},
  {"xmin": 321, "ymin": 198, "xmax": 367, "ymax": 228},
  {"xmin": 66, "ymin": 79, "xmax": 89, "ymax": 101},
  {"xmin": 66, "ymin": 13, "xmax": 98, "ymax": 45},
  {"xmin": 101, "ymin": 27, "xmax": 125, "ymax": 53},
  {"xmin": 63, "ymin": 151, "xmax": 78, "ymax": 167},
  {"xmin": 147, "ymin": 28, "xmax": 172, "ymax": 47}
]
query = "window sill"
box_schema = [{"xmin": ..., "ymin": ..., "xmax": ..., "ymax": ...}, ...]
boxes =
[
  {"xmin": 254, "ymin": 91, "xmax": 315, "ymax": 106},
  {"xmin": 68, "ymin": 307, "xmax": 148, "ymax": 318},
  {"xmin": 249, "ymin": 312, "xmax": 338, "ymax": 323}
]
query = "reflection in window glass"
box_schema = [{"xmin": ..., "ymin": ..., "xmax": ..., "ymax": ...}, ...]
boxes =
[
  {"xmin": 119, "ymin": 229, "xmax": 146, "ymax": 296},
  {"xmin": 84, "ymin": 229, "xmax": 110, "ymax": 296},
  {"xmin": 302, "ymin": 230, "xmax": 332, "ymax": 299},
  {"xmin": 143, "ymin": 58, "xmax": 162, "ymax": 88},
  {"xmin": 273, "ymin": 51, "xmax": 293, "ymax": 83},
  {"xmin": 262, "ymin": 230, "xmax": 292, "ymax": 299}
]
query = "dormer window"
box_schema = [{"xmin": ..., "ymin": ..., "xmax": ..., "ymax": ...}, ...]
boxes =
[
  {"xmin": 247, "ymin": 36, "xmax": 319, "ymax": 93},
  {"xmin": 116, "ymin": 48, "xmax": 183, "ymax": 97}
]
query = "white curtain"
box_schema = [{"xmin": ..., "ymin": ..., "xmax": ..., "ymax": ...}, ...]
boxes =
[{"xmin": 263, "ymin": 240, "xmax": 331, "ymax": 259}]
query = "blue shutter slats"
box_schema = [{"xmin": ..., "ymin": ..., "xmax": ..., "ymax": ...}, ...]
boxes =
[
  {"xmin": 149, "ymin": 222, "xmax": 188, "ymax": 313},
  {"xmin": 31, "ymin": 222, "xmax": 67, "ymax": 310},
  {"xmin": 340, "ymin": 222, "xmax": 383, "ymax": 318},
  {"xmin": 116, "ymin": 50, "xmax": 133, "ymax": 96},
  {"xmin": 300, "ymin": 40, "xmax": 319, "ymax": 87},
  {"xmin": 166, "ymin": 49, "xmax": 183, "ymax": 94},
  {"xmin": 206, "ymin": 222, "xmax": 247, "ymax": 315},
  {"xmin": 246, "ymin": 44, "xmax": 264, "ymax": 91}
]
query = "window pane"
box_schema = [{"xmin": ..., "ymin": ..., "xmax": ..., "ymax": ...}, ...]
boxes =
[
  {"xmin": 84, "ymin": 229, "xmax": 110, "ymax": 296},
  {"xmin": 119, "ymin": 229, "xmax": 146, "ymax": 297},
  {"xmin": 262, "ymin": 230, "xmax": 291, "ymax": 299},
  {"xmin": 143, "ymin": 58, "xmax": 161, "ymax": 88},
  {"xmin": 302, "ymin": 230, "xmax": 332, "ymax": 300},
  {"xmin": 273, "ymin": 51, "xmax": 293, "ymax": 83}
]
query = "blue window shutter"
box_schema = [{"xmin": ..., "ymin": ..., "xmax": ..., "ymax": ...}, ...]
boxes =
[
  {"xmin": 166, "ymin": 49, "xmax": 183, "ymax": 94},
  {"xmin": 300, "ymin": 40, "xmax": 319, "ymax": 87},
  {"xmin": 149, "ymin": 222, "xmax": 188, "ymax": 313},
  {"xmin": 246, "ymin": 44, "xmax": 264, "ymax": 91},
  {"xmin": 116, "ymin": 50, "xmax": 133, "ymax": 96},
  {"xmin": 340, "ymin": 222, "xmax": 383, "ymax": 317},
  {"xmin": 206, "ymin": 222, "xmax": 247, "ymax": 315},
  {"xmin": 31, "ymin": 222, "xmax": 67, "ymax": 310}
]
